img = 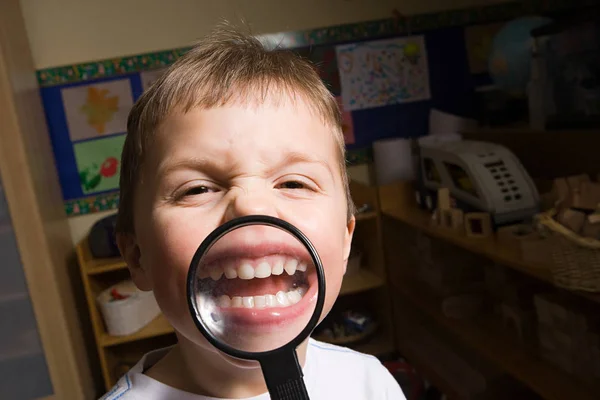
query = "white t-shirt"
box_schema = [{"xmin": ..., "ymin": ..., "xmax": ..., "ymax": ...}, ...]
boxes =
[{"xmin": 100, "ymin": 338, "xmax": 406, "ymax": 400}]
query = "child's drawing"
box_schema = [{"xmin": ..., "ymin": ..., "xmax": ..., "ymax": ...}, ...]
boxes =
[
  {"xmin": 61, "ymin": 79, "xmax": 134, "ymax": 141},
  {"xmin": 73, "ymin": 134, "xmax": 126, "ymax": 194},
  {"xmin": 336, "ymin": 36, "xmax": 431, "ymax": 111}
]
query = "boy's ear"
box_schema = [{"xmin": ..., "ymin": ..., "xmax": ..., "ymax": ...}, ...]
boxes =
[
  {"xmin": 342, "ymin": 216, "xmax": 356, "ymax": 273},
  {"xmin": 116, "ymin": 232, "xmax": 153, "ymax": 291}
]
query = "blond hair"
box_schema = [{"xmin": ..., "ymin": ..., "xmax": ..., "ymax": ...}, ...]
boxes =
[{"xmin": 117, "ymin": 24, "xmax": 354, "ymax": 233}]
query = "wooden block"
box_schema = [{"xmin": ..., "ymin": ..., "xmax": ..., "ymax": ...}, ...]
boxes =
[
  {"xmin": 581, "ymin": 220, "xmax": 600, "ymax": 239},
  {"xmin": 440, "ymin": 208, "xmax": 464, "ymax": 233},
  {"xmin": 589, "ymin": 213, "xmax": 600, "ymax": 224},
  {"xmin": 577, "ymin": 181, "xmax": 600, "ymax": 210},
  {"xmin": 464, "ymin": 212, "xmax": 492, "ymax": 238},
  {"xmin": 556, "ymin": 208, "xmax": 586, "ymax": 233},
  {"xmin": 566, "ymin": 174, "xmax": 591, "ymax": 191},
  {"xmin": 437, "ymin": 187, "xmax": 451, "ymax": 210},
  {"xmin": 495, "ymin": 223, "xmax": 553, "ymax": 264},
  {"xmin": 552, "ymin": 178, "xmax": 570, "ymax": 203}
]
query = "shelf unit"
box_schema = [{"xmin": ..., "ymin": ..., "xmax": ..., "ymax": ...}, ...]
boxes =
[
  {"xmin": 378, "ymin": 182, "xmax": 600, "ymax": 305},
  {"xmin": 78, "ymin": 180, "xmax": 395, "ymax": 390},
  {"xmin": 379, "ymin": 181, "xmax": 600, "ymax": 400}
]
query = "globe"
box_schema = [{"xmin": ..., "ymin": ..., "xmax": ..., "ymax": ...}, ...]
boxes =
[{"xmin": 489, "ymin": 16, "xmax": 553, "ymax": 96}]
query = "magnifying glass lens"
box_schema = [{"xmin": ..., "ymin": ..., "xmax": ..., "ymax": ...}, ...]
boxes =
[{"xmin": 191, "ymin": 223, "xmax": 318, "ymax": 354}]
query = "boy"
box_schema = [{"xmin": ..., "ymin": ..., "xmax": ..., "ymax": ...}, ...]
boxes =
[{"xmin": 104, "ymin": 24, "xmax": 405, "ymax": 399}]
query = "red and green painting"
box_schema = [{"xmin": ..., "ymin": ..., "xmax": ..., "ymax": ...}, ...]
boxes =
[{"xmin": 73, "ymin": 134, "xmax": 126, "ymax": 194}]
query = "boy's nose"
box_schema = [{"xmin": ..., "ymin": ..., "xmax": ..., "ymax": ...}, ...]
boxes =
[{"xmin": 223, "ymin": 188, "xmax": 277, "ymax": 222}]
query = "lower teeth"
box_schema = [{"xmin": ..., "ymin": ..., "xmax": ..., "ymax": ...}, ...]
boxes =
[{"xmin": 206, "ymin": 286, "xmax": 307, "ymax": 309}]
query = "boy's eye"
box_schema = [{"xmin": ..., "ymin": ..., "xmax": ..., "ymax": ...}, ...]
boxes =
[
  {"xmin": 183, "ymin": 185, "xmax": 213, "ymax": 196},
  {"xmin": 278, "ymin": 181, "xmax": 306, "ymax": 189}
]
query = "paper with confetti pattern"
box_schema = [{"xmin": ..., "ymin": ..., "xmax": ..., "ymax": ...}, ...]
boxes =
[{"xmin": 336, "ymin": 36, "xmax": 430, "ymax": 111}]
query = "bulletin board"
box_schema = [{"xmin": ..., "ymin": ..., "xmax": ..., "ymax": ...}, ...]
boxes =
[
  {"xmin": 41, "ymin": 69, "xmax": 165, "ymax": 204},
  {"xmin": 37, "ymin": 0, "xmax": 589, "ymax": 216}
]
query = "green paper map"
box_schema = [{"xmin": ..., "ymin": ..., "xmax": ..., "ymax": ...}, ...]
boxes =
[{"xmin": 73, "ymin": 134, "xmax": 126, "ymax": 194}]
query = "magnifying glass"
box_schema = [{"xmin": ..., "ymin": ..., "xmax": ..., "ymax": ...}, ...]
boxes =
[{"xmin": 186, "ymin": 215, "xmax": 325, "ymax": 400}]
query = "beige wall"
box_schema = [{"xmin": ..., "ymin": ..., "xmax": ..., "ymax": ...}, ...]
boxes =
[
  {"xmin": 21, "ymin": 0, "xmax": 509, "ymax": 69},
  {"xmin": 20, "ymin": 0, "xmax": 508, "ymax": 245}
]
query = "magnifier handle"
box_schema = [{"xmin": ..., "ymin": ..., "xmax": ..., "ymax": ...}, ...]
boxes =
[{"xmin": 259, "ymin": 351, "xmax": 310, "ymax": 400}]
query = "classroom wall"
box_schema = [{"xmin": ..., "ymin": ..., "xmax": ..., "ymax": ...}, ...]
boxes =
[
  {"xmin": 20, "ymin": 0, "xmax": 510, "ymax": 69},
  {"xmin": 20, "ymin": 0, "xmax": 509, "ymax": 245}
]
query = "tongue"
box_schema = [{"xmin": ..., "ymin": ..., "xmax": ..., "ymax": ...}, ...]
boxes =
[{"xmin": 210, "ymin": 275, "xmax": 297, "ymax": 297}]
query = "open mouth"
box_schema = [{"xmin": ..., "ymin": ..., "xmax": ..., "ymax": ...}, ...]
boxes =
[{"xmin": 196, "ymin": 254, "xmax": 315, "ymax": 311}]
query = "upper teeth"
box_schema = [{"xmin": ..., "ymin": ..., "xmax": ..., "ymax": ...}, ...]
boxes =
[{"xmin": 199, "ymin": 256, "xmax": 308, "ymax": 280}]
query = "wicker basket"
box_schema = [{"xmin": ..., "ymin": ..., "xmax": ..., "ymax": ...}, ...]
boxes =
[
  {"xmin": 536, "ymin": 209, "xmax": 600, "ymax": 292},
  {"xmin": 97, "ymin": 280, "xmax": 161, "ymax": 336}
]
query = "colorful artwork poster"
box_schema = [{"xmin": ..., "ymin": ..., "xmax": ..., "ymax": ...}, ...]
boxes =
[
  {"xmin": 464, "ymin": 23, "xmax": 504, "ymax": 74},
  {"xmin": 335, "ymin": 96, "xmax": 355, "ymax": 144},
  {"xmin": 336, "ymin": 36, "xmax": 431, "ymax": 111},
  {"xmin": 61, "ymin": 79, "xmax": 133, "ymax": 141},
  {"xmin": 140, "ymin": 68, "xmax": 166, "ymax": 91},
  {"xmin": 73, "ymin": 134, "xmax": 126, "ymax": 195}
]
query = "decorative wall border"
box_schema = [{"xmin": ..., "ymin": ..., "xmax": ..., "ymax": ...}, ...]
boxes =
[
  {"xmin": 36, "ymin": 0, "xmax": 594, "ymax": 87},
  {"xmin": 50, "ymin": 0, "xmax": 595, "ymax": 216},
  {"xmin": 65, "ymin": 191, "xmax": 120, "ymax": 217}
]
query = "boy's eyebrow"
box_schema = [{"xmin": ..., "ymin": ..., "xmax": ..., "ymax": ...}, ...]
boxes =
[
  {"xmin": 156, "ymin": 157, "xmax": 222, "ymax": 178},
  {"xmin": 272, "ymin": 151, "xmax": 334, "ymax": 179},
  {"xmin": 157, "ymin": 152, "xmax": 334, "ymax": 180}
]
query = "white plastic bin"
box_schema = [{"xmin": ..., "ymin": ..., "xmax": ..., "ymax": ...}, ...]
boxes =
[{"xmin": 97, "ymin": 280, "xmax": 161, "ymax": 336}]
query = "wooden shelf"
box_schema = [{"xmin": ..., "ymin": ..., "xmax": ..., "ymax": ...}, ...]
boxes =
[
  {"xmin": 340, "ymin": 268, "xmax": 385, "ymax": 296},
  {"xmin": 394, "ymin": 276, "xmax": 598, "ymax": 400},
  {"xmin": 378, "ymin": 183, "xmax": 600, "ymax": 305},
  {"xmin": 100, "ymin": 314, "xmax": 174, "ymax": 348},
  {"xmin": 86, "ymin": 258, "xmax": 128, "ymax": 275}
]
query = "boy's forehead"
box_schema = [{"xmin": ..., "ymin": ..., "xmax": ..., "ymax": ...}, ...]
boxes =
[{"xmin": 147, "ymin": 103, "xmax": 341, "ymax": 173}]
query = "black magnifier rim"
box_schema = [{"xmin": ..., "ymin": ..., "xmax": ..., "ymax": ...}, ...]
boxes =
[{"xmin": 186, "ymin": 215, "xmax": 326, "ymax": 361}]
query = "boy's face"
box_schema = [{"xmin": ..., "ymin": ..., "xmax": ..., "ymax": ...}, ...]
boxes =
[{"xmin": 123, "ymin": 95, "xmax": 355, "ymax": 354}]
